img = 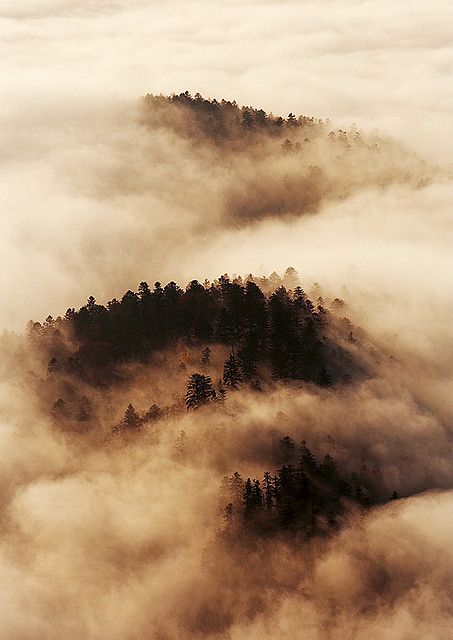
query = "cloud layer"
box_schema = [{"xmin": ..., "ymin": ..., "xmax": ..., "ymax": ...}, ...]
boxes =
[{"xmin": 1, "ymin": 1, "xmax": 453, "ymax": 638}]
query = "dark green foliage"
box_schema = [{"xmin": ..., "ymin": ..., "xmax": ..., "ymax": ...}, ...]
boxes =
[{"xmin": 185, "ymin": 373, "xmax": 215, "ymax": 410}]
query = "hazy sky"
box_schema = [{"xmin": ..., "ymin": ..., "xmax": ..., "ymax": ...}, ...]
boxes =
[{"xmin": 1, "ymin": 0, "xmax": 452, "ymax": 160}]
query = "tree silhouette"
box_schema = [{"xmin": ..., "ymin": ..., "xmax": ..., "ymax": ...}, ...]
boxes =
[
  {"xmin": 219, "ymin": 435, "xmax": 392, "ymax": 541},
  {"xmin": 217, "ymin": 379, "xmax": 227, "ymax": 404},
  {"xmin": 123, "ymin": 403, "xmax": 141, "ymax": 428},
  {"xmin": 241, "ymin": 109, "xmax": 254, "ymax": 128},
  {"xmin": 185, "ymin": 373, "xmax": 215, "ymax": 410},
  {"xmin": 223, "ymin": 351, "xmax": 242, "ymax": 388},
  {"xmin": 201, "ymin": 346, "xmax": 211, "ymax": 365},
  {"xmin": 33, "ymin": 269, "xmax": 363, "ymax": 390},
  {"xmin": 143, "ymin": 403, "xmax": 162, "ymax": 422},
  {"xmin": 173, "ymin": 430, "xmax": 188, "ymax": 461}
]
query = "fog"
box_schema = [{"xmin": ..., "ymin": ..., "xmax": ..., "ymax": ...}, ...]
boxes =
[{"xmin": 1, "ymin": 1, "xmax": 453, "ymax": 638}]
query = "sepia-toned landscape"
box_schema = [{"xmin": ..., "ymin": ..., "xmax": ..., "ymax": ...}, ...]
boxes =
[{"xmin": 1, "ymin": 2, "xmax": 452, "ymax": 638}]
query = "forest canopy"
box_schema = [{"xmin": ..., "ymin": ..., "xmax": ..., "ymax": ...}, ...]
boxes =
[
  {"xmin": 29, "ymin": 269, "xmax": 368, "ymax": 390},
  {"xmin": 138, "ymin": 92, "xmax": 434, "ymax": 224}
]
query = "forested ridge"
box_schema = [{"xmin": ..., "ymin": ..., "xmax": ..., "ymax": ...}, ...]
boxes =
[
  {"xmin": 29, "ymin": 268, "xmax": 366, "ymax": 391},
  {"xmin": 3, "ymin": 1, "xmax": 452, "ymax": 632},
  {"xmin": 139, "ymin": 92, "xmax": 433, "ymax": 224},
  {"xmin": 22, "ymin": 267, "xmax": 401, "ymax": 542},
  {"xmin": 11, "ymin": 93, "xmax": 429, "ymax": 602},
  {"xmin": 141, "ymin": 90, "xmax": 328, "ymax": 146},
  {"xmin": 218, "ymin": 435, "xmax": 399, "ymax": 545},
  {"xmin": 20, "ymin": 94, "xmax": 420, "ymax": 554}
]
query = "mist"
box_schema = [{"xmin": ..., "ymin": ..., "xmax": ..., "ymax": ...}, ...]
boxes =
[{"xmin": 1, "ymin": 1, "xmax": 453, "ymax": 638}]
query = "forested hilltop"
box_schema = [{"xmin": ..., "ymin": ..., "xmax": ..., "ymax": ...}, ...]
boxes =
[
  {"xmin": 141, "ymin": 90, "xmax": 328, "ymax": 146},
  {"xmin": 19, "ymin": 95, "xmax": 427, "ymax": 557},
  {"xmin": 29, "ymin": 268, "xmax": 370, "ymax": 395},
  {"xmin": 16, "ymin": 267, "xmax": 397, "ymax": 556},
  {"xmin": 139, "ymin": 92, "xmax": 433, "ymax": 224}
]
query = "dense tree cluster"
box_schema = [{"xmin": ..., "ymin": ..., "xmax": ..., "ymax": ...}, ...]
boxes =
[
  {"xmin": 141, "ymin": 91, "xmax": 325, "ymax": 147},
  {"xmin": 139, "ymin": 93, "xmax": 432, "ymax": 227},
  {"xmin": 30, "ymin": 270, "xmax": 362, "ymax": 389},
  {"xmin": 220, "ymin": 437, "xmax": 395, "ymax": 541}
]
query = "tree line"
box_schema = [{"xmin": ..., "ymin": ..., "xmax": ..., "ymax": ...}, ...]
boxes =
[
  {"xmin": 140, "ymin": 91, "xmax": 326, "ymax": 146},
  {"xmin": 30, "ymin": 270, "xmax": 361, "ymax": 389},
  {"xmin": 219, "ymin": 436, "xmax": 399, "ymax": 542}
]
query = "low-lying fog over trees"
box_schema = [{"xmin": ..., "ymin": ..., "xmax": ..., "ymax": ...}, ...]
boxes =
[{"xmin": 1, "ymin": 2, "xmax": 453, "ymax": 639}]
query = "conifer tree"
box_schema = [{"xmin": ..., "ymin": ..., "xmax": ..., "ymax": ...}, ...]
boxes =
[
  {"xmin": 263, "ymin": 471, "xmax": 274, "ymax": 510},
  {"xmin": 217, "ymin": 379, "xmax": 227, "ymax": 404},
  {"xmin": 123, "ymin": 403, "xmax": 141, "ymax": 428},
  {"xmin": 223, "ymin": 502, "xmax": 234, "ymax": 529},
  {"xmin": 185, "ymin": 373, "xmax": 215, "ymax": 410},
  {"xmin": 143, "ymin": 404, "xmax": 162, "ymax": 422},
  {"xmin": 201, "ymin": 346, "xmax": 211, "ymax": 365},
  {"xmin": 223, "ymin": 351, "xmax": 242, "ymax": 388},
  {"xmin": 279, "ymin": 435, "xmax": 296, "ymax": 464},
  {"xmin": 172, "ymin": 430, "xmax": 188, "ymax": 461},
  {"xmin": 300, "ymin": 440, "xmax": 317, "ymax": 472}
]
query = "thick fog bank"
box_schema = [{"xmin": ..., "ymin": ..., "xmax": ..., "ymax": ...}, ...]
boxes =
[{"xmin": 1, "ymin": 0, "xmax": 452, "ymax": 637}]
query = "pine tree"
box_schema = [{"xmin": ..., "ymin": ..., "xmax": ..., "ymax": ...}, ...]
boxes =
[
  {"xmin": 223, "ymin": 502, "xmax": 234, "ymax": 529},
  {"xmin": 243, "ymin": 478, "xmax": 254, "ymax": 519},
  {"xmin": 76, "ymin": 395, "xmax": 93, "ymax": 422},
  {"xmin": 143, "ymin": 404, "xmax": 162, "ymax": 422},
  {"xmin": 217, "ymin": 379, "xmax": 227, "ymax": 404},
  {"xmin": 242, "ymin": 110, "xmax": 254, "ymax": 128},
  {"xmin": 279, "ymin": 435, "xmax": 296, "ymax": 464},
  {"xmin": 300, "ymin": 440, "xmax": 317, "ymax": 472},
  {"xmin": 228, "ymin": 472, "xmax": 244, "ymax": 508},
  {"xmin": 319, "ymin": 454, "xmax": 338, "ymax": 482},
  {"xmin": 281, "ymin": 138, "xmax": 292, "ymax": 153},
  {"xmin": 185, "ymin": 373, "xmax": 215, "ymax": 410},
  {"xmin": 223, "ymin": 351, "xmax": 242, "ymax": 388},
  {"xmin": 172, "ymin": 430, "xmax": 188, "ymax": 461},
  {"xmin": 201, "ymin": 346, "xmax": 211, "ymax": 365},
  {"xmin": 263, "ymin": 471, "xmax": 274, "ymax": 510},
  {"xmin": 123, "ymin": 403, "xmax": 141, "ymax": 428},
  {"xmin": 238, "ymin": 336, "xmax": 258, "ymax": 379}
]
